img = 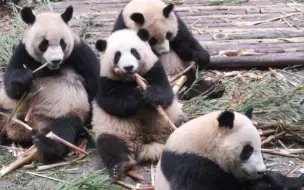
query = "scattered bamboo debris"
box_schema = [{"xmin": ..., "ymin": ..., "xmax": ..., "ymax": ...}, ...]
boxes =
[
  {"xmin": 26, "ymin": 171, "xmax": 66, "ymax": 183},
  {"xmin": 261, "ymin": 149, "xmax": 299, "ymax": 158},
  {"xmin": 169, "ymin": 62, "xmax": 195, "ymax": 85}
]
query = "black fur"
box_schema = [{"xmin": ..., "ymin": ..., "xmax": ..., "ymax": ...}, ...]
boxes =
[
  {"xmin": 32, "ymin": 115, "xmax": 83, "ymax": 164},
  {"xmin": 96, "ymin": 134, "xmax": 133, "ymax": 180},
  {"xmin": 142, "ymin": 61, "xmax": 174, "ymax": 109},
  {"xmin": 130, "ymin": 13, "xmax": 145, "ymax": 25},
  {"xmin": 161, "ymin": 150, "xmax": 243, "ymax": 190},
  {"xmin": 95, "ymin": 40, "xmax": 107, "ymax": 52},
  {"xmin": 111, "ymin": 11, "xmax": 127, "ymax": 33},
  {"xmin": 244, "ymin": 171, "xmax": 304, "ymax": 190},
  {"xmin": 244, "ymin": 107, "xmax": 254, "ymax": 119},
  {"xmin": 21, "ymin": 7, "xmax": 36, "ymax": 24},
  {"xmin": 96, "ymin": 77, "xmax": 144, "ymax": 117},
  {"xmin": 217, "ymin": 110, "xmax": 235, "ymax": 129},
  {"xmin": 170, "ymin": 13, "xmax": 210, "ymax": 71},
  {"xmin": 161, "ymin": 150, "xmax": 304, "ymax": 190},
  {"xmin": 163, "ymin": 3, "xmax": 174, "ymax": 18},
  {"xmin": 4, "ymin": 41, "xmax": 99, "ymax": 102},
  {"xmin": 61, "ymin": 5, "xmax": 73, "ymax": 23},
  {"xmin": 137, "ymin": 29, "xmax": 149, "ymax": 42}
]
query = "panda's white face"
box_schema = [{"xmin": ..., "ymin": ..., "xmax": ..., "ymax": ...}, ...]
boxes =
[
  {"xmin": 224, "ymin": 113, "xmax": 266, "ymax": 180},
  {"xmin": 99, "ymin": 29, "xmax": 158, "ymax": 78},
  {"xmin": 22, "ymin": 13, "xmax": 75, "ymax": 70}
]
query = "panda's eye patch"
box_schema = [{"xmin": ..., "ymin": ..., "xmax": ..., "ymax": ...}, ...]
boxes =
[
  {"xmin": 240, "ymin": 144, "xmax": 253, "ymax": 161},
  {"xmin": 60, "ymin": 39, "xmax": 67, "ymax": 51},
  {"xmin": 166, "ymin": 32, "xmax": 172, "ymax": 39},
  {"xmin": 148, "ymin": 38, "xmax": 157, "ymax": 46},
  {"xmin": 114, "ymin": 51, "xmax": 121, "ymax": 65},
  {"xmin": 39, "ymin": 39, "xmax": 49, "ymax": 52},
  {"xmin": 130, "ymin": 48, "xmax": 140, "ymax": 60}
]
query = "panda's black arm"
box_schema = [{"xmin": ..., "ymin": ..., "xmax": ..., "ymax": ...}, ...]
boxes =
[
  {"xmin": 111, "ymin": 11, "xmax": 128, "ymax": 33},
  {"xmin": 69, "ymin": 42, "xmax": 100, "ymax": 102},
  {"xmin": 143, "ymin": 61, "xmax": 174, "ymax": 109},
  {"xmin": 4, "ymin": 42, "xmax": 36, "ymax": 100},
  {"xmin": 170, "ymin": 13, "xmax": 210, "ymax": 71},
  {"xmin": 95, "ymin": 77, "xmax": 144, "ymax": 117}
]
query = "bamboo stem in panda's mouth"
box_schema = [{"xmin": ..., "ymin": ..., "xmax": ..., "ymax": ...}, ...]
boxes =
[{"xmin": 114, "ymin": 67, "xmax": 177, "ymax": 131}]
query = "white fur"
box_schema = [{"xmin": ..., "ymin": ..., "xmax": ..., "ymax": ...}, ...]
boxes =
[
  {"xmin": 99, "ymin": 29, "xmax": 158, "ymax": 79},
  {"xmin": 43, "ymin": 46, "xmax": 64, "ymax": 69},
  {"xmin": 154, "ymin": 39, "xmax": 170, "ymax": 54},
  {"xmin": 117, "ymin": 51, "xmax": 139, "ymax": 73},
  {"xmin": 22, "ymin": 12, "xmax": 79, "ymax": 65}
]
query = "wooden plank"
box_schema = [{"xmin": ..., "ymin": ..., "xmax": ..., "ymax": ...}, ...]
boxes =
[{"xmin": 208, "ymin": 52, "xmax": 304, "ymax": 69}]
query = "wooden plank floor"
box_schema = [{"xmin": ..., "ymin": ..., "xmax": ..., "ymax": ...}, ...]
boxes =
[{"xmin": 37, "ymin": 0, "xmax": 304, "ymax": 68}]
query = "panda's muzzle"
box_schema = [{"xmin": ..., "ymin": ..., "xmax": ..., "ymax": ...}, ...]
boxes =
[{"xmin": 48, "ymin": 59, "xmax": 62, "ymax": 70}]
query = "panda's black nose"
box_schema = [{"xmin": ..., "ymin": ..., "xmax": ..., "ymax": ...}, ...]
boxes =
[
  {"xmin": 51, "ymin": 60, "xmax": 62, "ymax": 65},
  {"xmin": 124, "ymin": 66, "xmax": 134, "ymax": 71}
]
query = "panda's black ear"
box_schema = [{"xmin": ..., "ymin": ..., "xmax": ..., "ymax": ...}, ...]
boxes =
[
  {"xmin": 21, "ymin": 7, "xmax": 36, "ymax": 24},
  {"xmin": 137, "ymin": 29, "xmax": 149, "ymax": 42},
  {"xmin": 95, "ymin": 40, "xmax": 107, "ymax": 52},
  {"xmin": 130, "ymin": 13, "xmax": 145, "ymax": 25},
  {"xmin": 244, "ymin": 107, "xmax": 253, "ymax": 119},
  {"xmin": 218, "ymin": 110, "xmax": 234, "ymax": 129},
  {"xmin": 163, "ymin": 3, "xmax": 174, "ymax": 18},
  {"xmin": 61, "ymin": 5, "xmax": 73, "ymax": 23}
]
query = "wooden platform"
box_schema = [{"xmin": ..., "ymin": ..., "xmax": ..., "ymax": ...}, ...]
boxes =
[{"xmin": 37, "ymin": 0, "xmax": 304, "ymax": 69}]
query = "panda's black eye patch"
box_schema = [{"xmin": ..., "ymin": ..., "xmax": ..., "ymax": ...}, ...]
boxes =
[
  {"xmin": 240, "ymin": 144, "xmax": 253, "ymax": 161},
  {"xmin": 60, "ymin": 38, "xmax": 67, "ymax": 51},
  {"xmin": 114, "ymin": 51, "xmax": 121, "ymax": 65},
  {"xmin": 166, "ymin": 32, "xmax": 172, "ymax": 40},
  {"xmin": 39, "ymin": 39, "xmax": 49, "ymax": 52},
  {"xmin": 130, "ymin": 48, "xmax": 140, "ymax": 60},
  {"xmin": 148, "ymin": 38, "xmax": 157, "ymax": 46}
]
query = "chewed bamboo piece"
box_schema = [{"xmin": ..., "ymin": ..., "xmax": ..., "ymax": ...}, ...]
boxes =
[{"xmin": 172, "ymin": 75, "xmax": 187, "ymax": 94}]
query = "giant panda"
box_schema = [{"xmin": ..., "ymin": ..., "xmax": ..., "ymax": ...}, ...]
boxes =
[
  {"xmin": 154, "ymin": 109, "xmax": 304, "ymax": 190},
  {"xmin": 0, "ymin": 6, "xmax": 100, "ymax": 164},
  {"xmin": 111, "ymin": 0, "xmax": 220, "ymax": 101},
  {"xmin": 92, "ymin": 28, "xmax": 187, "ymax": 180}
]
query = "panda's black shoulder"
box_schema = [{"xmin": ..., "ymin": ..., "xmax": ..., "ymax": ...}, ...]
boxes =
[
  {"xmin": 112, "ymin": 10, "xmax": 128, "ymax": 33},
  {"xmin": 65, "ymin": 40, "xmax": 100, "ymax": 72}
]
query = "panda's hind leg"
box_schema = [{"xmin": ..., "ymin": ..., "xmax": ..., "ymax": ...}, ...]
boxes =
[
  {"xmin": 32, "ymin": 115, "xmax": 83, "ymax": 164},
  {"xmin": 96, "ymin": 133, "xmax": 136, "ymax": 180}
]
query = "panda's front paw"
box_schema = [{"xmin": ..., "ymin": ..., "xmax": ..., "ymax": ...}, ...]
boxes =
[
  {"xmin": 10, "ymin": 68, "xmax": 33, "ymax": 90},
  {"xmin": 109, "ymin": 160, "xmax": 136, "ymax": 180},
  {"xmin": 142, "ymin": 86, "xmax": 164, "ymax": 106},
  {"xmin": 193, "ymin": 51, "xmax": 210, "ymax": 70},
  {"xmin": 32, "ymin": 134, "xmax": 68, "ymax": 164}
]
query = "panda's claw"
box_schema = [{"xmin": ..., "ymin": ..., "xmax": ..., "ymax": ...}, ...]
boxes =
[{"xmin": 109, "ymin": 160, "xmax": 136, "ymax": 180}]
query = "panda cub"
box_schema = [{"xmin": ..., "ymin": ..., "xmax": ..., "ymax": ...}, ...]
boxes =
[
  {"xmin": 0, "ymin": 6, "xmax": 100, "ymax": 164},
  {"xmin": 112, "ymin": 0, "xmax": 215, "ymax": 100},
  {"xmin": 155, "ymin": 109, "xmax": 304, "ymax": 190},
  {"xmin": 92, "ymin": 28, "xmax": 186, "ymax": 180}
]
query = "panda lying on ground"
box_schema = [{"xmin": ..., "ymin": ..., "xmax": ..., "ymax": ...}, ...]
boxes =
[
  {"xmin": 92, "ymin": 28, "xmax": 187, "ymax": 180},
  {"xmin": 155, "ymin": 109, "xmax": 304, "ymax": 190},
  {"xmin": 0, "ymin": 6, "xmax": 100, "ymax": 164}
]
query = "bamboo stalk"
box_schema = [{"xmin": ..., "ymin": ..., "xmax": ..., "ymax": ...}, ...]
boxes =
[
  {"xmin": 262, "ymin": 148, "xmax": 298, "ymax": 158},
  {"xmin": 26, "ymin": 171, "xmax": 65, "ymax": 183},
  {"xmin": 169, "ymin": 62, "xmax": 195, "ymax": 85},
  {"xmin": 127, "ymin": 170, "xmax": 144, "ymax": 181},
  {"xmin": 133, "ymin": 73, "xmax": 177, "ymax": 131},
  {"xmin": 172, "ymin": 75, "xmax": 188, "ymax": 94},
  {"xmin": 0, "ymin": 146, "xmax": 37, "ymax": 176},
  {"xmin": 46, "ymin": 132, "xmax": 88, "ymax": 155}
]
